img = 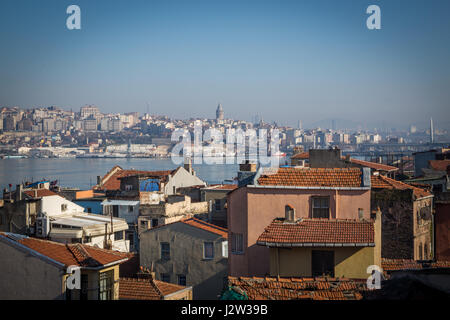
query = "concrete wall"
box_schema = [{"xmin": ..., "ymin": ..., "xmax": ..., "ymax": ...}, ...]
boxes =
[
  {"xmin": 164, "ymin": 167, "xmax": 206, "ymax": 195},
  {"xmin": 228, "ymin": 187, "xmax": 371, "ymax": 277},
  {"xmin": 41, "ymin": 195, "xmax": 85, "ymax": 216},
  {"xmin": 201, "ymin": 189, "xmax": 230, "ymax": 227},
  {"xmin": 414, "ymin": 151, "xmax": 437, "ymax": 177},
  {"xmin": 74, "ymin": 200, "xmax": 103, "ymax": 214},
  {"xmin": 0, "ymin": 239, "xmax": 65, "ymax": 299},
  {"xmin": 140, "ymin": 223, "xmax": 228, "ymax": 300},
  {"xmin": 0, "ymin": 200, "xmax": 38, "ymax": 234}
]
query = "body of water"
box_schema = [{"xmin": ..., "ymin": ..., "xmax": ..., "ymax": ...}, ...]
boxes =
[{"xmin": 0, "ymin": 158, "xmax": 241, "ymax": 191}]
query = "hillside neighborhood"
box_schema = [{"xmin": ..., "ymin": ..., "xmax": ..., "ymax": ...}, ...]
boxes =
[{"xmin": 0, "ymin": 147, "xmax": 449, "ymax": 300}]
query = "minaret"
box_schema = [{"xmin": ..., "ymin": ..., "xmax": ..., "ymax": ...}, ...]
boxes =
[
  {"xmin": 216, "ymin": 103, "xmax": 224, "ymax": 121},
  {"xmin": 430, "ymin": 117, "xmax": 434, "ymax": 144}
]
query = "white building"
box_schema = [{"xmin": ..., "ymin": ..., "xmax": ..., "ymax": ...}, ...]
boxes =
[
  {"xmin": 102, "ymin": 199, "xmax": 140, "ymax": 252},
  {"xmin": 27, "ymin": 190, "xmax": 130, "ymax": 252}
]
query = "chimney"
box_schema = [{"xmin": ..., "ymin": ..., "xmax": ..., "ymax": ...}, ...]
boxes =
[
  {"xmin": 285, "ymin": 204, "xmax": 295, "ymax": 222},
  {"xmin": 239, "ymin": 160, "xmax": 257, "ymax": 173},
  {"xmin": 15, "ymin": 184, "xmax": 23, "ymax": 201},
  {"xmin": 237, "ymin": 160, "xmax": 258, "ymax": 187},
  {"xmin": 362, "ymin": 167, "xmax": 371, "ymax": 187},
  {"xmin": 184, "ymin": 157, "xmax": 192, "ymax": 174},
  {"xmin": 97, "ymin": 175, "xmax": 101, "ymax": 186}
]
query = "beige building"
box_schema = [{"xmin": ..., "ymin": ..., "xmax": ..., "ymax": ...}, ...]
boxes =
[
  {"xmin": 140, "ymin": 218, "xmax": 228, "ymax": 299},
  {"xmin": 0, "ymin": 232, "xmax": 129, "ymax": 300},
  {"xmin": 138, "ymin": 194, "xmax": 208, "ymax": 235}
]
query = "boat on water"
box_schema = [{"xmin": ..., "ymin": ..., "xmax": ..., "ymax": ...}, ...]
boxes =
[{"xmin": 1, "ymin": 155, "xmax": 27, "ymax": 159}]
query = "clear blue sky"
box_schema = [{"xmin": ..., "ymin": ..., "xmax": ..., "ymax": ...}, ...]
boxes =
[{"xmin": 0, "ymin": 0, "xmax": 449, "ymax": 129}]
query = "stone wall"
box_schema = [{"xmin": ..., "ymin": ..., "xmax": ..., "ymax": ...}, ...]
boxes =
[{"xmin": 371, "ymin": 189, "xmax": 414, "ymax": 259}]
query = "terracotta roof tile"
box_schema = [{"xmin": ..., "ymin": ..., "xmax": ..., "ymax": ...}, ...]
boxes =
[
  {"xmin": 24, "ymin": 189, "xmax": 58, "ymax": 198},
  {"xmin": 381, "ymin": 258, "xmax": 450, "ymax": 272},
  {"xmin": 291, "ymin": 152, "xmax": 309, "ymax": 160},
  {"xmin": 349, "ymin": 158, "xmax": 398, "ymax": 172},
  {"xmin": 371, "ymin": 175, "xmax": 432, "ymax": 199},
  {"xmin": 96, "ymin": 166, "xmax": 175, "ymax": 191},
  {"xmin": 226, "ymin": 276, "xmax": 367, "ymax": 300},
  {"xmin": 257, "ymin": 218, "xmax": 374, "ymax": 245},
  {"xmin": 0, "ymin": 233, "xmax": 129, "ymax": 267},
  {"xmin": 119, "ymin": 277, "xmax": 188, "ymax": 300},
  {"xmin": 257, "ymin": 167, "xmax": 363, "ymax": 188},
  {"xmin": 181, "ymin": 218, "xmax": 228, "ymax": 239},
  {"xmin": 428, "ymin": 160, "xmax": 450, "ymax": 172}
]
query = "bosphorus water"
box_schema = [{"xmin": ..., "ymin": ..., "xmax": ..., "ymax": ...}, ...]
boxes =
[{"xmin": 0, "ymin": 158, "xmax": 242, "ymax": 192}]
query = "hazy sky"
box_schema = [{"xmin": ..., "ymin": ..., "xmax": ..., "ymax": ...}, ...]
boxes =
[{"xmin": 0, "ymin": 0, "xmax": 449, "ymax": 129}]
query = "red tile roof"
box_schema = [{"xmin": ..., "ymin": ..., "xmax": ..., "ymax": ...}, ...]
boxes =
[
  {"xmin": 96, "ymin": 166, "xmax": 175, "ymax": 191},
  {"xmin": 0, "ymin": 233, "xmax": 129, "ymax": 268},
  {"xmin": 349, "ymin": 158, "xmax": 398, "ymax": 172},
  {"xmin": 181, "ymin": 218, "xmax": 228, "ymax": 239},
  {"xmin": 257, "ymin": 218, "xmax": 374, "ymax": 246},
  {"xmin": 257, "ymin": 167, "xmax": 363, "ymax": 188},
  {"xmin": 119, "ymin": 277, "xmax": 188, "ymax": 300},
  {"xmin": 428, "ymin": 160, "xmax": 450, "ymax": 172},
  {"xmin": 214, "ymin": 184, "xmax": 238, "ymax": 190},
  {"xmin": 226, "ymin": 276, "xmax": 367, "ymax": 300},
  {"xmin": 146, "ymin": 217, "xmax": 228, "ymax": 239},
  {"xmin": 24, "ymin": 189, "xmax": 58, "ymax": 198},
  {"xmin": 290, "ymin": 153, "xmax": 398, "ymax": 172},
  {"xmin": 291, "ymin": 152, "xmax": 309, "ymax": 160},
  {"xmin": 381, "ymin": 258, "xmax": 450, "ymax": 272},
  {"xmin": 371, "ymin": 175, "xmax": 432, "ymax": 199}
]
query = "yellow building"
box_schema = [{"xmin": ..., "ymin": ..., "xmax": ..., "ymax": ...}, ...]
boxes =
[
  {"xmin": 0, "ymin": 232, "xmax": 129, "ymax": 300},
  {"xmin": 257, "ymin": 206, "xmax": 381, "ymax": 279}
]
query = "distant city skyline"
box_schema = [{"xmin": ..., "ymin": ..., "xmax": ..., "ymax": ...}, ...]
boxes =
[{"xmin": 1, "ymin": 0, "xmax": 449, "ymax": 129}]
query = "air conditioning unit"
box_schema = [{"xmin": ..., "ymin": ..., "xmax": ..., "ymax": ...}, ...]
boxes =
[{"xmin": 36, "ymin": 215, "xmax": 50, "ymax": 238}]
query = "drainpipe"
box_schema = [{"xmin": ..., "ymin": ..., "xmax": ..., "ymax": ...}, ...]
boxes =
[
  {"xmin": 335, "ymin": 189, "xmax": 339, "ymax": 219},
  {"xmin": 276, "ymin": 247, "xmax": 280, "ymax": 277}
]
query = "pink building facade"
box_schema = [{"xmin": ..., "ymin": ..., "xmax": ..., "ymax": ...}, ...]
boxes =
[{"xmin": 228, "ymin": 167, "xmax": 371, "ymax": 277}]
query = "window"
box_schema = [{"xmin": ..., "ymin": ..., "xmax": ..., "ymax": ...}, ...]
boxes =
[
  {"xmin": 61, "ymin": 204, "xmax": 68, "ymax": 212},
  {"xmin": 114, "ymin": 231, "xmax": 123, "ymax": 241},
  {"xmin": 204, "ymin": 242, "xmax": 214, "ymax": 259},
  {"xmin": 112, "ymin": 205, "xmax": 119, "ymax": 217},
  {"xmin": 214, "ymin": 199, "xmax": 222, "ymax": 211},
  {"xmin": 231, "ymin": 233, "xmax": 243, "ymax": 254},
  {"xmin": 424, "ymin": 243, "xmax": 429, "ymax": 260},
  {"xmin": 128, "ymin": 206, "xmax": 134, "ymax": 213},
  {"xmin": 161, "ymin": 273, "xmax": 170, "ymax": 282},
  {"xmin": 358, "ymin": 208, "xmax": 364, "ymax": 220},
  {"xmin": 312, "ymin": 197, "xmax": 330, "ymax": 218},
  {"xmin": 125, "ymin": 185, "xmax": 133, "ymax": 191},
  {"xmin": 177, "ymin": 274, "xmax": 186, "ymax": 286},
  {"xmin": 126, "ymin": 231, "xmax": 134, "ymax": 247},
  {"xmin": 141, "ymin": 220, "xmax": 147, "ymax": 229},
  {"xmin": 99, "ymin": 270, "xmax": 114, "ymax": 300},
  {"xmin": 222, "ymin": 241, "xmax": 228, "ymax": 258},
  {"xmin": 161, "ymin": 242, "xmax": 170, "ymax": 260},
  {"xmin": 83, "ymin": 236, "xmax": 92, "ymax": 244},
  {"xmin": 311, "ymin": 250, "xmax": 334, "ymax": 277},
  {"xmin": 151, "ymin": 219, "xmax": 159, "ymax": 228},
  {"xmin": 87, "ymin": 207, "xmax": 92, "ymax": 213}
]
